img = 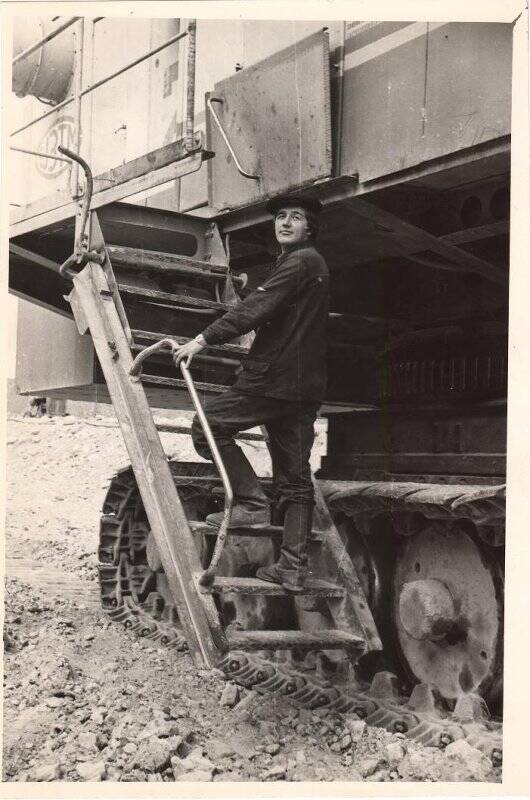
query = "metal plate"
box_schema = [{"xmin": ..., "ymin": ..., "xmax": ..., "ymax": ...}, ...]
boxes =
[
  {"xmin": 420, "ymin": 23, "xmax": 512, "ymax": 163},
  {"xmin": 340, "ymin": 22, "xmax": 512, "ymax": 183},
  {"xmin": 207, "ymin": 30, "xmax": 332, "ymax": 211},
  {"xmin": 393, "ymin": 524, "xmax": 503, "ymax": 702}
]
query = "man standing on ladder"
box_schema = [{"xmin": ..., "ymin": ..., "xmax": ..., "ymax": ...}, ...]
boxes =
[{"xmin": 172, "ymin": 195, "xmax": 328, "ymax": 593}]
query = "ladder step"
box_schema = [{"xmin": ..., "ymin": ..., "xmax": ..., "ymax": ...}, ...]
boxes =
[
  {"xmin": 119, "ymin": 283, "xmax": 229, "ymax": 312},
  {"xmin": 155, "ymin": 423, "xmax": 267, "ymax": 442},
  {"xmin": 108, "ymin": 245, "xmax": 244, "ymax": 285},
  {"xmin": 227, "ymin": 629, "xmax": 364, "ymax": 653},
  {"xmin": 140, "ymin": 374, "xmax": 225, "ymax": 395},
  {"xmin": 189, "ymin": 521, "xmax": 324, "ymax": 542},
  {"xmin": 199, "ymin": 575, "xmax": 344, "ymax": 597},
  {"xmin": 131, "ymin": 343, "xmax": 240, "ymax": 369},
  {"xmin": 131, "ymin": 329, "xmax": 249, "ymax": 358},
  {"xmin": 190, "ymin": 520, "xmax": 283, "ymax": 538}
]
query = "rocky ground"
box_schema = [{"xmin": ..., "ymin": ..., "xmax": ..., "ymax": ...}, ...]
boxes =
[{"xmin": 3, "ymin": 413, "xmax": 500, "ymax": 783}]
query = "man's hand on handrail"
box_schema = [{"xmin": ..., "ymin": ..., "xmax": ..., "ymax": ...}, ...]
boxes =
[{"xmin": 171, "ymin": 334, "xmax": 206, "ymax": 368}]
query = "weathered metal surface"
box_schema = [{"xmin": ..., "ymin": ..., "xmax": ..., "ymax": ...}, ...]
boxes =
[
  {"xmin": 140, "ymin": 373, "xmax": 225, "ymax": 396},
  {"xmin": 107, "ymin": 245, "xmax": 233, "ymax": 279},
  {"xmin": 340, "ymin": 22, "xmax": 512, "ymax": 183},
  {"xmin": 398, "ymin": 579, "xmax": 456, "ymax": 641},
  {"xmin": 11, "ymin": 203, "xmax": 245, "ymax": 403},
  {"xmin": 323, "ymin": 407, "xmax": 507, "ymax": 478},
  {"xmin": 10, "ymin": 148, "xmax": 207, "ymax": 238},
  {"xmin": 199, "ymin": 575, "xmax": 344, "ymax": 598},
  {"xmin": 227, "ymin": 629, "xmax": 363, "ymax": 652},
  {"xmin": 132, "ymin": 329, "xmax": 247, "ymax": 358},
  {"xmin": 420, "ymin": 23, "xmax": 512, "ymax": 165},
  {"xmin": 15, "ymin": 299, "xmax": 94, "ymax": 394},
  {"xmin": 12, "ymin": 17, "xmax": 76, "ymax": 103},
  {"xmin": 207, "ymin": 29, "xmax": 332, "ymax": 211},
  {"xmin": 340, "ymin": 22, "xmax": 428, "ymax": 181},
  {"xmin": 310, "ymin": 481, "xmax": 382, "ymax": 653},
  {"xmin": 341, "ymin": 198, "xmax": 506, "ymax": 285},
  {"xmin": 319, "ymin": 479, "xmax": 506, "ymax": 530},
  {"xmin": 392, "ymin": 524, "xmax": 503, "ymax": 701},
  {"xmin": 119, "ymin": 284, "xmax": 228, "ymax": 311}
]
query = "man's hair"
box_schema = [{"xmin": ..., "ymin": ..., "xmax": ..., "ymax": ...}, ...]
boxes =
[{"xmin": 305, "ymin": 210, "xmax": 319, "ymax": 240}]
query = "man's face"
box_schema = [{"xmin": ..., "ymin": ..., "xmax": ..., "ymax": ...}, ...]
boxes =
[{"xmin": 274, "ymin": 205, "xmax": 311, "ymax": 249}]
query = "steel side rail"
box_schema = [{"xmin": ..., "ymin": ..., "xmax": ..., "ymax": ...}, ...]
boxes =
[
  {"xmin": 10, "ymin": 149, "xmax": 206, "ymax": 239},
  {"xmin": 68, "ymin": 261, "xmax": 226, "ymax": 667}
]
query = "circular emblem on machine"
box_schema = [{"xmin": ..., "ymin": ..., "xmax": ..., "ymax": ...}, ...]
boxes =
[{"xmin": 36, "ymin": 116, "xmax": 76, "ymax": 179}]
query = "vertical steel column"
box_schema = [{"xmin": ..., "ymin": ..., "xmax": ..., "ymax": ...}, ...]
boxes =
[
  {"xmin": 70, "ymin": 17, "xmax": 86, "ymax": 263},
  {"xmin": 334, "ymin": 21, "xmax": 346, "ymax": 176},
  {"xmin": 71, "ymin": 17, "xmax": 85, "ymax": 199},
  {"xmin": 185, "ymin": 19, "xmax": 196, "ymax": 151}
]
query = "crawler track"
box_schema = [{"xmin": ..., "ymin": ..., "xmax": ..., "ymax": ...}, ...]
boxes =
[{"xmin": 98, "ymin": 463, "xmax": 503, "ymax": 765}]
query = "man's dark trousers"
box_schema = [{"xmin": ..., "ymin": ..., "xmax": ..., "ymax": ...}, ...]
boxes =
[{"xmin": 191, "ymin": 387, "xmax": 318, "ymax": 570}]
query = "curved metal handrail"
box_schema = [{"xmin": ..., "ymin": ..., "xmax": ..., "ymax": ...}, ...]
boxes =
[
  {"xmin": 207, "ymin": 96, "xmax": 260, "ymax": 181},
  {"xmin": 56, "ymin": 146, "xmax": 105, "ymax": 278},
  {"xmin": 129, "ymin": 338, "xmax": 234, "ymax": 586}
]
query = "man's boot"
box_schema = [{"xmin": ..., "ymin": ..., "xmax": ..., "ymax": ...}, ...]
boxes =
[
  {"xmin": 256, "ymin": 502, "xmax": 313, "ymax": 593},
  {"xmin": 205, "ymin": 444, "xmax": 271, "ymax": 529}
]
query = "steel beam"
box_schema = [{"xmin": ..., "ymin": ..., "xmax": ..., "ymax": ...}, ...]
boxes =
[
  {"xmin": 10, "ymin": 146, "xmax": 209, "ymax": 238},
  {"xmin": 341, "ymin": 197, "xmax": 507, "ymax": 285}
]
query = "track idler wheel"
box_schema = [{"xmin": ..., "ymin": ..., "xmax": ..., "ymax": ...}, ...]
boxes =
[{"xmin": 392, "ymin": 520, "xmax": 503, "ymax": 707}]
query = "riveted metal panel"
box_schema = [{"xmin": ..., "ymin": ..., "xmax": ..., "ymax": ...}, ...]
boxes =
[
  {"xmin": 340, "ymin": 22, "xmax": 428, "ymax": 182},
  {"xmin": 207, "ymin": 29, "xmax": 332, "ymax": 211},
  {"xmin": 420, "ymin": 23, "xmax": 512, "ymax": 163},
  {"xmin": 340, "ymin": 21, "xmax": 512, "ymax": 184},
  {"xmin": 16, "ymin": 299, "xmax": 95, "ymax": 394}
]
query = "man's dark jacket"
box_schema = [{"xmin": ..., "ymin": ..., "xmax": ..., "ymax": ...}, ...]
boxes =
[{"xmin": 201, "ymin": 243, "xmax": 329, "ymax": 402}]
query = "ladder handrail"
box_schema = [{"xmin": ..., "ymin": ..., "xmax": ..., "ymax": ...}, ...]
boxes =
[
  {"xmin": 207, "ymin": 96, "xmax": 260, "ymax": 182},
  {"xmin": 129, "ymin": 339, "xmax": 234, "ymax": 586}
]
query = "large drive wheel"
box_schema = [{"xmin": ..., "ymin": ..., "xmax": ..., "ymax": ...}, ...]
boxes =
[{"xmin": 392, "ymin": 520, "xmax": 504, "ymax": 707}]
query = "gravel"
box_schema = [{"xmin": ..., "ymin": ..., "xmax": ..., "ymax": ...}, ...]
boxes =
[{"xmin": 3, "ymin": 414, "xmax": 501, "ymax": 783}]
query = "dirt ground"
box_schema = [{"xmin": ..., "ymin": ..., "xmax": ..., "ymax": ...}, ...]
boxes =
[{"xmin": 2, "ymin": 413, "xmax": 500, "ymax": 784}]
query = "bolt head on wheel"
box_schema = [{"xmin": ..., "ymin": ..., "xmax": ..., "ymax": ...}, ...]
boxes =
[{"xmin": 398, "ymin": 579, "xmax": 456, "ymax": 641}]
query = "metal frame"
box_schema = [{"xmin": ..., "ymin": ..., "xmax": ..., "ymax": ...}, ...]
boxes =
[
  {"xmin": 10, "ymin": 18, "xmax": 202, "ymax": 237},
  {"xmin": 10, "ymin": 21, "xmax": 193, "ymax": 143},
  {"xmin": 10, "ymin": 146, "xmax": 71, "ymax": 163},
  {"xmin": 12, "ymin": 17, "xmax": 81, "ymax": 65}
]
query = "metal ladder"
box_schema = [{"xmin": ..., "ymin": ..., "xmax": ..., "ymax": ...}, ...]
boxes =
[{"xmin": 60, "ymin": 148, "xmax": 381, "ymax": 669}]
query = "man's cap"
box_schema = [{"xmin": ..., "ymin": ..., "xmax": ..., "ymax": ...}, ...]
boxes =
[{"xmin": 265, "ymin": 193, "xmax": 323, "ymax": 217}]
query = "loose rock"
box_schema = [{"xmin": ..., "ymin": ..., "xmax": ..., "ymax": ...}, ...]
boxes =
[
  {"xmin": 76, "ymin": 760, "xmax": 107, "ymax": 781},
  {"xmin": 440, "ymin": 739, "xmax": 493, "ymax": 781},
  {"xmin": 32, "ymin": 762, "xmax": 62, "ymax": 781},
  {"xmin": 385, "ymin": 741, "xmax": 405, "ymax": 765},
  {"xmin": 357, "ymin": 755, "xmax": 384, "ymax": 778},
  {"xmin": 206, "ymin": 739, "xmax": 236, "ymax": 760},
  {"xmin": 262, "ymin": 764, "xmax": 286, "ymax": 780},
  {"xmin": 345, "ymin": 718, "xmax": 367, "ymax": 742},
  {"xmin": 77, "ymin": 731, "xmax": 98, "ymax": 751},
  {"xmin": 219, "ymin": 682, "xmax": 239, "ymax": 708},
  {"xmin": 398, "ymin": 749, "xmax": 443, "ymax": 781},
  {"xmin": 132, "ymin": 736, "xmax": 181, "ymax": 772}
]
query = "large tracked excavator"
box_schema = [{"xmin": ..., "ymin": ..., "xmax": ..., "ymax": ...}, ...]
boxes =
[{"xmin": 8, "ymin": 18, "xmax": 509, "ymax": 764}]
